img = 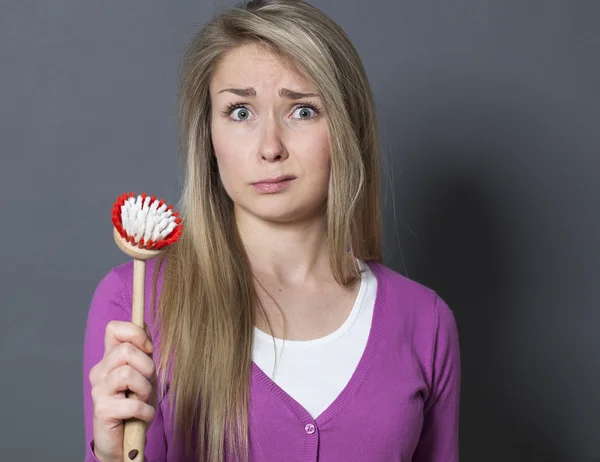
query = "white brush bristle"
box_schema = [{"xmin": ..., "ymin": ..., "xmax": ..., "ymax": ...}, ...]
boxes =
[{"xmin": 121, "ymin": 195, "xmax": 178, "ymax": 243}]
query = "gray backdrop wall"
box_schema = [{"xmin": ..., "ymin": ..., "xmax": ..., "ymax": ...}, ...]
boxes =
[{"xmin": 1, "ymin": 1, "xmax": 598, "ymax": 461}]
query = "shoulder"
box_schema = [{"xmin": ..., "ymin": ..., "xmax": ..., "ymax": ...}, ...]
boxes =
[
  {"xmin": 367, "ymin": 260, "xmax": 458, "ymax": 343},
  {"xmin": 367, "ymin": 261, "xmax": 460, "ymax": 393},
  {"xmin": 367, "ymin": 260, "xmax": 438, "ymax": 311}
]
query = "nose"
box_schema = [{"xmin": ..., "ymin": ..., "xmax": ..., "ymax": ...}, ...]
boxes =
[{"xmin": 258, "ymin": 115, "xmax": 287, "ymax": 162}]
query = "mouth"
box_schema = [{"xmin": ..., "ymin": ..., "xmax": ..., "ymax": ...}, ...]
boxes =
[
  {"xmin": 253, "ymin": 175, "xmax": 296, "ymax": 184},
  {"xmin": 251, "ymin": 175, "xmax": 296, "ymax": 193}
]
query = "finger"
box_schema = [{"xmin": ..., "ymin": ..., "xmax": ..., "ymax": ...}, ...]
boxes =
[
  {"xmin": 93, "ymin": 341, "xmax": 156, "ymax": 385},
  {"xmin": 100, "ymin": 364, "xmax": 154, "ymax": 404},
  {"xmin": 144, "ymin": 322, "xmax": 153, "ymax": 343},
  {"xmin": 144, "ymin": 323, "xmax": 155, "ymax": 361},
  {"xmin": 104, "ymin": 320, "xmax": 153, "ymax": 357},
  {"xmin": 94, "ymin": 395, "xmax": 156, "ymax": 424}
]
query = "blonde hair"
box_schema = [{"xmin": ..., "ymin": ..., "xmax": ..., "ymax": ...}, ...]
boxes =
[{"xmin": 150, "ymin": 0, "xmax": 382, "ymax": 460}]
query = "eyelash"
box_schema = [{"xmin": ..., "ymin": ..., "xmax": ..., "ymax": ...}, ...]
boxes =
[{"xmin": 222, "ymin": 101, "xmax": 322, "ymax": 120}]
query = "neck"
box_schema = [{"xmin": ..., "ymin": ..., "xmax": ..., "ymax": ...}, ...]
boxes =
[{"xmin": 235, "ymin": 208, "xmax": 331, "ymax": 285}]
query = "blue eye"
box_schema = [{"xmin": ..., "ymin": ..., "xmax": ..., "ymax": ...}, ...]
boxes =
[
  {"xmin": 231, "ymin": 106, "xmax": 251, "ymax": 121},
  {"xmin": 223, "ymin": 102, "xmax": 321, "ymax": 121},
  {"xmin": 292, "ymin": 106, "xmax": 318, "ymax": 119}
]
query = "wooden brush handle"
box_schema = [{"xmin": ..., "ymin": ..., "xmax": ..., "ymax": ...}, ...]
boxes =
[{"xmin": 123, "ymin": 258, "xmax": 146, "ymax": 461}]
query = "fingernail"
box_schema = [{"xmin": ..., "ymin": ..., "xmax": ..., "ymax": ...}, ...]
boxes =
[
  {"xmin": 145, "ymin": 340, "xmax": 153, "ymax": 353},
  {"xmin": 128, "ymin": 449, "xmax": 139, "ymax": 460}
]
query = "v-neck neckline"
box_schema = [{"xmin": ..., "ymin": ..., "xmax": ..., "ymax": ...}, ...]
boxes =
[{"xmin": 250, "ymin": 260, "xmax": 387, "ymax": 426}]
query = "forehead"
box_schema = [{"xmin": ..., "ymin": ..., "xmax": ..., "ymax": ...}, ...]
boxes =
[{"xmin": 210, "ymin": 43, "xmax": 315, "ymax": 91}]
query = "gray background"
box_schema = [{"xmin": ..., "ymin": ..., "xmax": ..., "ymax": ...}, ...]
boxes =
[{"xmin": 0, "ymin": 0, "xmax": 598, "ymax": 460}]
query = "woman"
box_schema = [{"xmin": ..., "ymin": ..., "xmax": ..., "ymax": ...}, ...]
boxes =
[{"xmin": 83, "ymin": 0, "xmax": 461, "ymax": 461}]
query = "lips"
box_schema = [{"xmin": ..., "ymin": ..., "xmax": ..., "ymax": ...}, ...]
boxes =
[
  {"xmin": 252, "ymin": 175, "xmax": 296, "ymax": 193},
  {"xmin": 253, "ymin": 175, "xmax": 296, "ymax": 184}
]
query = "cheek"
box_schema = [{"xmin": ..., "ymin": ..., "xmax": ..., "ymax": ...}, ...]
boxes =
[
  {"xmin": 211, "ymin": 125, "xmax": 243, "ymax": 194},
  {"xmin": 310, "ymin": 130, "xmax": 331, "ymax": 184},
  {"xmin": 211, "ymin": 118, "xmax": 231, "ymax": 160}
]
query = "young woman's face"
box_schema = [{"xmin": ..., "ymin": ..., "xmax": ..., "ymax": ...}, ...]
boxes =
[{"xmin": 210, "ymin": 43, "xmax": 330, "ymax": 225}]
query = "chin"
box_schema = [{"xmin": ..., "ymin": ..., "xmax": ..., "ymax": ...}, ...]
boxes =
[
  {"xmin": 255, "ymin": 208, "xmax": 302, "ymax": 224},
  {"xmin": 238, "ymin": 200, "xmax": 325, "ymax": 225}
]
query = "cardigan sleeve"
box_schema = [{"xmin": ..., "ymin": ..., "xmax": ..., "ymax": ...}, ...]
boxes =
[
  {"xmin": 83, "ymin": 268, "xmax": 167, "ymax": 461},
  {"xmin": 412, "ymin": 294, "xmax": 461, "ymax": 462}
]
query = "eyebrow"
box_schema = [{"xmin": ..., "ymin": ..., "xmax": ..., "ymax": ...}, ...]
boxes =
[{"xmin": 217, "ymin": 87, "xmax": 319, "ymax": 99}]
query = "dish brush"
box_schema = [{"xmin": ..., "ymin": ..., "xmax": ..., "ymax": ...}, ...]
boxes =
[{"xmin": 111, "ymin": 192, "xmax": 183, "ymax": 461}]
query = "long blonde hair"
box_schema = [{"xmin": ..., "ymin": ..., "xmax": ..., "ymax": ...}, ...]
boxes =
[{"xmin": 150, "ymin": 0, "xmax": 382, "ymax": 460}]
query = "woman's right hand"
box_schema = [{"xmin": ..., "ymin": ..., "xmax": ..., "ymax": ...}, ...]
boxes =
[{"xmin": 88, "ymin": 320, "xmax": 157, "ymax": 462}]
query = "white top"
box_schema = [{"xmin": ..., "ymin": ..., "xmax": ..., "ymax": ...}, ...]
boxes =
[{"xmin": 251, "ymin": 260, "xmax": 377, "ymax": 418}]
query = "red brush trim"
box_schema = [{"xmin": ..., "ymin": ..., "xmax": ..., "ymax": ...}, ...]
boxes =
[{"xmin": 112, "ymin": 191, "xmax": 183, "ymax": 250}]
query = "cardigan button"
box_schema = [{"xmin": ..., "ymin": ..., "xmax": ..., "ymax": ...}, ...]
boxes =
[{"xmin": 304, "ymin": 423, "xmax": 316, "ymax": 435}]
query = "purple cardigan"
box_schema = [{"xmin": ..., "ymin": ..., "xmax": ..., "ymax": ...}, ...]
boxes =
[{"xmin": 83, "ymin": 258, "xmax": 461, "ymax": 461}]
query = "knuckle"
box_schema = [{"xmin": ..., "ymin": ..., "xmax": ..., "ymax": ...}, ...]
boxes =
[
  {"xmin": 91, "ymin": 385, "xmax": 100, "ymax": 401},
  {"xmin": 120, "ymin": 341, "xmax": 136, "ymax": 357},
  {"xmin": 106, "ymin": 320, "xmax": 118, "ymax": 333},
  {"xmin": 89, "ymin": 365, "xmax": 97, "ymax": 384},
  {"xmin": 119, "ymin": 364, "xmax": 134, "ymax": 382},
  {"xmin": 94, "ymin": 398, "xmax": 110, "ymax": 419}
]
